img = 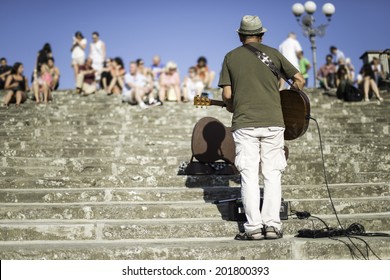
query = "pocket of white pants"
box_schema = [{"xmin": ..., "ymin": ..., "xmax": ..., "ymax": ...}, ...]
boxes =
[
  {"xmin": 234, "ymin": 144, "xmax": 244, "ymax": 172},
  {"xmin": 275, "ymin": 147, "xmax": 287, "ymax": 172}
]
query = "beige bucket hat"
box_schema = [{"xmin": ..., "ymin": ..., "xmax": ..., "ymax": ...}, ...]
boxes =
[{"xmin": 237, "ymin": 15, "xmax": 267, "ymax": 35}]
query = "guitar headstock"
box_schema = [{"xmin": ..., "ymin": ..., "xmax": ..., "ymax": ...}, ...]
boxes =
[{"xmin": 194, "ymin": 95, "xmax": 211, "ymax": 107}]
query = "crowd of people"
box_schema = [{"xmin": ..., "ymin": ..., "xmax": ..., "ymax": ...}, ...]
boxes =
[
  {"xmin": 1, "ymin": 30, "xmax": 387, "ymax": 107},
  {"xmin": 1, "ymin": 42, "xmax": 61, "ymax": 106},
  {"xmin": 278, "ymin": 33, "xmax": 386, "ymax": 102},
  {"xmin": 70, "ymin": 31, "xmax": 215, "ymax": 109},
  {"xmin": 0, "ymin": 31, "xmax": 216, "ymax": 108},
  {"xmin": 317, "ymin": 46, "xmax": 384, "ymax": 101}
]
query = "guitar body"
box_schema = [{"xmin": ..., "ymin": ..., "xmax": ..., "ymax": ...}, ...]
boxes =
[
  {"xmin": 280, "ymin": 89, "xmax": 311, "ymax": 140},
  {"xmin": 190, "ymin": 117, "xmax": 289, "ymax": 167},
  {"xmin": 191, "ymin": 117, "xmax": 235, "ymax": 164},
  {"xmin": 194, "ymin": 89, "xmax": 311, "ymax": 141}
]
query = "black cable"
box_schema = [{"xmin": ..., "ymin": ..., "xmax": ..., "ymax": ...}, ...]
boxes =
[
  {"xmin": 293, "ymin": 209, "xmax": 386, "ymax": 259},
  {"xmin": 309, "ymin": 116, "xmax": 381, "ymax": 260}
]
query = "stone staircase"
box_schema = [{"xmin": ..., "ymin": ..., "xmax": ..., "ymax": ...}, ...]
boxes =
[{"xmin": 0, "ymin": 89, "xmax": 389, "ymax": 260}]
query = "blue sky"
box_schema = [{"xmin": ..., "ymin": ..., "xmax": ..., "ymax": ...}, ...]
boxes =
[{"xmin": 2, "ymin": 0, "xmax": 389, "ymax": 89}]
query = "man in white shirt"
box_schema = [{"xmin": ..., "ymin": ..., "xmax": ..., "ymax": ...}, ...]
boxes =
[
  {"xmin": 89, "ymin": 32, "xmax": 106, "ymax": 83},
  {"xmin": 279, "ymin": 32, "xmax": 302, "ymax": 90},
  {"xmin": 330, "ymin": 46, "xmax": 345, "ymax": 65},
  {"xmin": 122, "ymin": 61, "xmax": 158, "ymax": 109}
]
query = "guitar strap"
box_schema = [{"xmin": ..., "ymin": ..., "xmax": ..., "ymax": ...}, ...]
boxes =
[
  {"xmin": 244, "ymin": 43, "xmax": 312, "ymax": 123},
  {"xmin": 243, "ymin": 44, "xmax": 294, "ymax": 88}
]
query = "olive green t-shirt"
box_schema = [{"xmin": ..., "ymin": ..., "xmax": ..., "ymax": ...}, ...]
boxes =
[{"xmin": 218, "ymin": 42, "xmax": 298, "ymax": 131}]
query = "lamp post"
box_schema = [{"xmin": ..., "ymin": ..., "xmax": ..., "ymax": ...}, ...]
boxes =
[{"xmin": 292, "ymin": 1, "xmax": 335, "ymax": 88}]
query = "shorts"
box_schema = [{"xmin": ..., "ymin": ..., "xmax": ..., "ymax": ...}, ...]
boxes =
[{"xmin": 72, "ymin": 56, "xmax": 85, "ymax": 66}]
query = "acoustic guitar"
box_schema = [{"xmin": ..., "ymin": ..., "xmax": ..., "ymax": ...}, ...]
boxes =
[{"xmin": 194, "ymin": 89, "xmax": 311, "ymax": 141}]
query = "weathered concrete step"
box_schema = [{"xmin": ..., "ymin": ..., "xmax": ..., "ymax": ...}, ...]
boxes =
[
  {"xmin": 1, "ymin": 97, "xmax": 387, "ymax": 111},
  {"xmin": 1, "ymin": 143, "xmax": 388, "ymax": 161},
  {"xmin": 1, "ymin": 160, "xmax": 388, "ymax": 179},
  {"xmin": 1, "ymin": 197, "xmax": 389, "ymax": 220},
  {"xmin": 0, "ymin": 183, "xmax": 388, "ymax": 203},
  {"xmin": 1, "ymin": 144, "xmax": 388, "ymax": 161},
  {"xmin": 0, "ymin": 146, "xmax": 189, "ymax": 158},
  {"xmin": 0, "ymin": 201, "xmax": 224, "ymax": 220},
  {"xmin": 4, "ymin": 137, "xmax": 385, "ymax": 152},
  {"xmin": 0, "ymin": 134, "xmax": 193, "ymax": 145},
  {"xmin": 0, "ymin": 125, "xmax": 195, "ymax": 136},
  {"xmin": 1, "ymin": 107, "xmax": 387, "ymax": 124},
  {"xmin": 1, "ymin": 147, "xmax": 388, "ymax": 166},
  {"xmin": 0, "ymin": 235, "xmax": 389, "ymax": 260},
  {"xmin": 0, "ymin": 96, "xmax": 386, "ymax": 115},
  {"xmin": 2, "ymin": 128, "xmax": 386, "ymax": 141},
  {"xmin": 0, "ymin": 105, "xmax": 214, "ymax": 121},
  {"xmin": 1, "ymin": 168, "xmax": 388, "ymax": 189},
  {"xmin": 0, "ymin": 213, "xmax": 389, "ymax": 241},
  {"xmin": 283, "ymin": 171, "xmax": 390, "ymax": 185},
  {"xmin": 0, "ymin": 156, "xmax": 183, "ymax": 168},
  {"xmin": 0, "ymin": 175, "xmax": 241, "ymax": 189},
  {"xmin": 1, "ymin": 123, "xmax": 387, "ymax": 139},
  {"xmin": 1, "ymin": 106, "xmax": 387, "ymax": 120},
  {"xmin": 0, "ymin": 186, "xmax": 240, "ymax": 203},
  {"xmin": 1, "ymin": 154, "xmax": 388, "ymax": 175}
]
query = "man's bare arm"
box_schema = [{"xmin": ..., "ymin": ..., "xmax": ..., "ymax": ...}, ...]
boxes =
[{"xmin": 222, "ymin": 85, "xmax": 234, "ymax": 113}]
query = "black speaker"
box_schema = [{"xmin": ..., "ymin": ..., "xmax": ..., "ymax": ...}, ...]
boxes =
[{"xmin": 227, "ymin": 198, "xmax": 288, "ymax": 221}]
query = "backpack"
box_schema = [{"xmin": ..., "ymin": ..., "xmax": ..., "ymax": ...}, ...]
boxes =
[{"xmin": 337, "ymin": 80, "xmax": 363, "ymax": 102}]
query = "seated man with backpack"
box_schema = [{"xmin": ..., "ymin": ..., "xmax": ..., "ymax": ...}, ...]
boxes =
[{"xmin": 336, "ymin": 63, "xmax": 362, "ymax": 102}]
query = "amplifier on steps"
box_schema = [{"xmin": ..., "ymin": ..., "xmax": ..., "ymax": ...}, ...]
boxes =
[{"xmin": 226, "ymin": 198, "xmax": 288, "ymax": 221}]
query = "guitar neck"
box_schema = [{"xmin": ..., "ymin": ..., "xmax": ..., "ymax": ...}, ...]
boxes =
[
  {"xmin": 209, "ymin": 99, "xmax": 225, "ymax": 107},
  {"xmin": 193, "ymin": 95, "xmax": 226, "ymax": 108}
]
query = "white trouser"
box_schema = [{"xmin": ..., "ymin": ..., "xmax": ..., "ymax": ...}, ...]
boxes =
[
  {"xmin": 76, "ymin": 74, "xmax": 97, "ymax": 94},
  {"xmin": 233, "ymin": 127, "xmax": 287, "ymax": 234}
]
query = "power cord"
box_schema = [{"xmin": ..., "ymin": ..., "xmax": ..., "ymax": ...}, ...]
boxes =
[
  {"xmin": 292, "ymin": 209, "xmax": 388, "ymax": 259},
  {"xmin": 294, "ymin": 116, "xmax": 388, "ymax": 260}
]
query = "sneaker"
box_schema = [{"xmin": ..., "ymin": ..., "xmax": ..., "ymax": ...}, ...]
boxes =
[
  {"xmin": 265, "ymin": 226, "xmax": 283, "ymax": 239},
  {"xmin": 234, "ymin": 228, "xmax": 265, "ymax": 241},
  {"xmin": 139, "ymin": 102, "xmax": 149, "ymax": 110},
  {"xmin": 378, "ymin": 97, "xmax": 384, "ymax": 102},
  {"xmin": 148, "ymin": 100, "xmax": 162, "ymax": 107}
]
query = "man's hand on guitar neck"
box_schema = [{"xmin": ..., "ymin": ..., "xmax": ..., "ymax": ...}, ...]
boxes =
[
  {"xmin": 291, "ymin": 72, "xmax": 306, "ymax": 91},
  {"xmin": 222, "ymin": 85, "xmax": 234, "ymax": 113}
]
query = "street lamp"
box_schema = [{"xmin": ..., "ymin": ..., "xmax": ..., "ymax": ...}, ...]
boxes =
[{"xmin": 292, "ymin": 1, "xmax": 335, "ymax": 88}]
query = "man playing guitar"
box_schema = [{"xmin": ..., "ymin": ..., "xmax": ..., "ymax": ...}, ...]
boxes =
[{"xmin": 218, "ymin": 15, "xmax": 305, "ymax": 241}]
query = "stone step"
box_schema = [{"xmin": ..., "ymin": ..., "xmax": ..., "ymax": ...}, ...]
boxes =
[
  {"xmin": 4, "ymin": 114, "xmax": 387, "ymax": 126},
  {"xmin": 1, "ymin": 120, "xmax": 388, "ymax": 134},
  {"xmin": 1, "ymin": 144, "xmax": 388, "ymax": 162},
  {"xmin": 0, "ymin": 174, "xmax": 388, "ymax": 191},
  {"xmin": 1, "ymin": 108, "xmax": 387, "ymax": 120},
  {"xmin": 0, "ymin": 213, "xmax": 389, "ymax": 241},
  {"xmin": 0, "ymin": 183, "xmax": 388, "ymax": 203},
  {"xmin": 1, "ymin": 159, "xmax": 388, "ymax": 179},
  {"xmin": 6, "ymin": 100, "xmax": 355, "ymax": 115},
  {"xmin": 1, "ymin": 167, "xmax": 388, "ymax": 189},
  {"xmin": 1, "ymin": 197, "xmax": 389, "ymax": 220},
  {"xmin": 1, "ymin": 137, "xmax": 389, "ymax": 153},
  {"xmin": 0, "ymin": 88, "xmax": 389, "ymax": 260},
  {"xmin": 1, "ymin": 155, "xmax": 388, "ymax": 174},
  {"xmin": 0, "ymin": 235, "xmax": 389, "ymax": 260}
]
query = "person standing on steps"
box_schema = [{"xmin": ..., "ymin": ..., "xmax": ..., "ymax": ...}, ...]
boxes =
[
  {"xmin": 71, "ymin": 32, "xmax": 87, "ymax": 83},
  {"xmin": 218, "ymin": 15, "xmax": 305, "ymax": 240},
  {"xmin": 89, "ymin": 31, "xmax": 106, "ymax": 85},
  {"xmin": 278, "ymin": 32, "xmax": 302, "ymax": 90}
]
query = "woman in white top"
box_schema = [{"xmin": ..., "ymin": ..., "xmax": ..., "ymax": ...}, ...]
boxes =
[
  {"xmin": 71, "ymin": 31, "xmax": 87, "ymax": 82},
  {"xmin": 182, "ymin": 66, "xmax": 204, "ymax": 101}
]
